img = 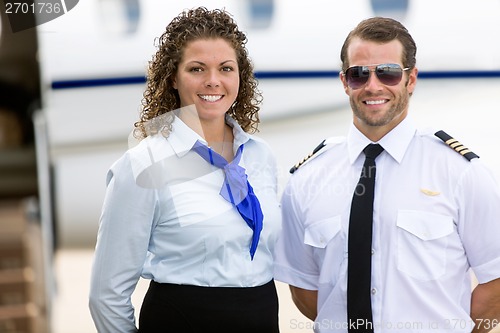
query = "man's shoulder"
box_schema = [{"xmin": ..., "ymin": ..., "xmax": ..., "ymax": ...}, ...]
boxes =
[
  {"xmin": 416, "ymin": 128, "xmax": 479, "ymax": 162},
  {"xmin": 289, "ymin": 136, "xmax": 346, "ymax": 174}
]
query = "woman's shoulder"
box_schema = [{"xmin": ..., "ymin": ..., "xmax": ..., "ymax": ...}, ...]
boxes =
[
  {"xmin": 248, "ymin": 133, "xmax": 270, "ymax": 147},
  {"xmin": 246, "ymin": 134, "xmax": 275, "ymax": 156},
  {"xmin": 109, "ymin": 134, "xmax": 173, "ymax": 180}
]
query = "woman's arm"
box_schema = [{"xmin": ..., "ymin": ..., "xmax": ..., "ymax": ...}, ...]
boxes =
[{"xmin": 89, "ymin": 156, "xmax": 156, "ymax": 332}]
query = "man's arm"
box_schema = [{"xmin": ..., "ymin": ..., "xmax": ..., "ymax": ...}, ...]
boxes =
[
  {"xmin": 289, "ymin": 285, "xmax": 318, "ymax": 321},
  {"xmin": 471, "ymin": 278, "xmax": 500, "ymax": 333}
]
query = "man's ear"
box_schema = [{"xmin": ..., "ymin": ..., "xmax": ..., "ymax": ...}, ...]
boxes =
[
  {"xmin": 339, "ymin": 71, "xmax": 349, "ymax": 95},
  {"xmin": 407, "ymin": 67, "xmax": 418, "ymax": 95}
]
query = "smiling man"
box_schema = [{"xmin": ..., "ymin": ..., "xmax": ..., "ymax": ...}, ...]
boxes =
[{"xmin": 274, "ymin": 17, "xmax": 500, "ymax": 333}]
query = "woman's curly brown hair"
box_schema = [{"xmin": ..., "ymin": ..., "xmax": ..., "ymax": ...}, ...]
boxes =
[{"xmin": 134, "ymin": 7, "xmax": 262, "ymax": 139}]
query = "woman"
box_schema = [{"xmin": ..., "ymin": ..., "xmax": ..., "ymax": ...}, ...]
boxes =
[{"xmin": 89, "ymin": 7, "xmax": 281, "ymax": 333}]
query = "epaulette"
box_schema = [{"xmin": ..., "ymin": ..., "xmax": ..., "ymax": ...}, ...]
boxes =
[
  {"xmin": 434, "ymin": 130, "xmax": 479, "ymax": 161},
  {"xmin": 289, "ymin": 137, "xmax": 343, "ymax": 174}
]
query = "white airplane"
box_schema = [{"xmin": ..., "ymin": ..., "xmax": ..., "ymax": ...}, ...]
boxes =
[
  {"xmin": 3, "ymin": 0, "xmax": 500, "ymax": 249},
  {"xmin": 32, "ymin": 0, "xmax": 500, "ymax": 248}
]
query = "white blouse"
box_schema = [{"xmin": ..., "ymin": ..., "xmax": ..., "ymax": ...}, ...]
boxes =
[{"xmin": 89, "ymin": 115, "xmax": 281, "ymax": 332}]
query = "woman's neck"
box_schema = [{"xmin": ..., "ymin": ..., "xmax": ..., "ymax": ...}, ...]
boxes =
[{"xmin": 178, "ymin": 108, "xmax": 233, "ymax": 159}]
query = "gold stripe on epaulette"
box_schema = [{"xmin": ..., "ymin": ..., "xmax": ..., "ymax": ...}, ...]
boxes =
[
  {"xmin": 460, "ymin": 149, "xmax": 472, "ymax": 155},
  {"xmin": 295, "ymin": 154, "xmax": 312, "ymax": 168},
  {"xmin": 434, "ymin": 130, "xmax": 479, "ymax": 161},
  {"xmin": 289, "ymin": 139, "xmax": 327, "ymax": 174}
]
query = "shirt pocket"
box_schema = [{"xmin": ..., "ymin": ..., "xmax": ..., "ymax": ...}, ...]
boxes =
[
  {"xmin": 304, "ymin": 216, "xmax": 345, "ymax": 285},
  {"xmin": 304, "ymin": 216, "xmax": 342, "ymax": 248},
  {"xmin": 396, "ymin": 210, "xmax": 454, "ymax": 281}
]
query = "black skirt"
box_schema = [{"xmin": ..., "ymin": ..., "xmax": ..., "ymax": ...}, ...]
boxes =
[{"xmin": 138, "ymin": 279, "xmax": 280, "ymax": 333}]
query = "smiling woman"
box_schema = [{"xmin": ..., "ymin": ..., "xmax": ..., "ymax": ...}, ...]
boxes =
[
  {"xmin": 173, "ymin": 38, "xmax": 240, "ymax": 137},
  {"xmin": 88, "ymin": 7, "xmax": 281, "ymax": 333},
  {"xmin": 134, "ymin": 7, "xmax": 262, "ymax": 140}
]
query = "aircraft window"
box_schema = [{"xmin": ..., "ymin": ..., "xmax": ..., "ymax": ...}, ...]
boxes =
[
  {"xmin": 247, "ymin": 0, "xmax": 274, "ymax": 29},
  {"xmin": 370, "ymin": 0, "xmax": 408, "ymax": 20},
  {"xmin": 99, "ymin": 0, "xmax": 140, "ymax": 35}
]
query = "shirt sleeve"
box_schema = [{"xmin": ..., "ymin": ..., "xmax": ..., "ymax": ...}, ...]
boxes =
[
  {"xmin": 273, "ymin": 177, "xmax": 320, "ymax": 290},
  {"xmin": 456, "ymin": 160, "xmax": 500, "ymax": 283},
  {"xmin": 89, "ymin": 154, "xmax": 157, "ymax": 332}
]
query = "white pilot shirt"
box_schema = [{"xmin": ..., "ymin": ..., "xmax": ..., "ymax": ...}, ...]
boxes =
[
  {"xmin": 89, "ymin": 115, "xmax": 281, "ymax": 332},
  {"xmin": 274, "ymin": 116, "xmax": 500, "ymax": 333}
]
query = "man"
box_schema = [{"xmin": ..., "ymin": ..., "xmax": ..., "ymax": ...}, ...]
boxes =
[{"xmin": 274, "ymin": 17, "xmax": 500, "ymax": 333}]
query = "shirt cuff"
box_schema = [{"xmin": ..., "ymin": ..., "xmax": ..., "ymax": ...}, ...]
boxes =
[
  {"xmin": 274, "ymin": 263, "xmax": 319, "ymax": 290},
  {"xmin": 472, "ymin": 256, "xmax": 500, "ymax": 284}
]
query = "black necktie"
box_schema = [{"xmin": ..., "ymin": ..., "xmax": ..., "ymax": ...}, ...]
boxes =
[{"xmin": 347, "ymin": 143, "xmax": 384, "ymax": 332}]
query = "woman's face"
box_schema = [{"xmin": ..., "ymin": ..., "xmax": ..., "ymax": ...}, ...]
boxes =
[{"xmin": 173, "ymin": 38, "xmax": 240, "ymax": 123}]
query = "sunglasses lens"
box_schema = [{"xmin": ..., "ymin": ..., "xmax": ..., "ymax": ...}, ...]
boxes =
[
  {"xmin": 345, "ymin": 64, "xmax": 404, "ymax": 89},
  {"xmin": 345, "ymin": 66, "xmax": 369, "ymax": 89},
  {"xmin": 376, "ymin": 64, "xmax": 403, "ymax": 86}
]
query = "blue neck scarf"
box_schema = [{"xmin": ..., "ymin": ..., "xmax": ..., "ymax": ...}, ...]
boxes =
[{"xmin": 192, "ymin": 140, "xmax": 263, "ymax": 260}]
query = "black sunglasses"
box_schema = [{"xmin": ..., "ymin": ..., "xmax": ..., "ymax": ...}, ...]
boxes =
[{"xmin": 343, "ymin": 63, "xmax": 410, "ymax": 89}]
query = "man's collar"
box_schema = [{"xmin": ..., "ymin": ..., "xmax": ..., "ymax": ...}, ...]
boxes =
[{"xmin": 348, "ymin": 116, "xmax": 416, "ymax": 164}]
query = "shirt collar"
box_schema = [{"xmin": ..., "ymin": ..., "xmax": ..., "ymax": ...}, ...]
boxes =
[
  {"xmin": 347, "ymin": 116, "xmax": 416, "ymax": 164},
  {"xmin": 168, "ymin": 114, "xmax": 252, "ymax": 158},
  {"xmin": 226, "ymin": 115, "xmax": 252, "ymax": 149},
  {"xmin": 167, "ymin": 115, "xmax": 203, "ymax": 157},
  {"xmin": 129, "ymin": 114, "xmax": 252, "ymax": 183}
]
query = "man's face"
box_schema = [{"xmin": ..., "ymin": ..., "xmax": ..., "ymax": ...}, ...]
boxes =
[{"xmin": 340, "ymin": 37, "xmax": 417, "ymax": 141}]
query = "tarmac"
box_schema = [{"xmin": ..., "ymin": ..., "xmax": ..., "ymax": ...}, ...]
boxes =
[
  {"xmin": 50, "ymin": 248, "xmax": 312, "ymax": 333},
  {"xmin": 50, "ymin": 248, "xmax": 500, "ymax": 333}
]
